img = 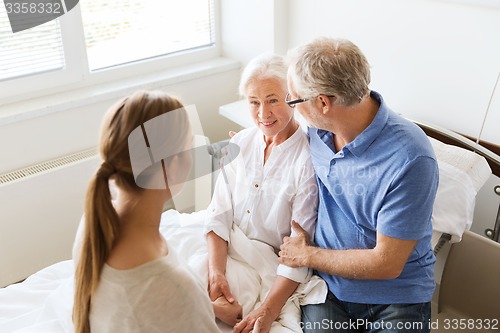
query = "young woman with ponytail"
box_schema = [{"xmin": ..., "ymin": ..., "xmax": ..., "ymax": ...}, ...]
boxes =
[{"xmin": 72, "ymin": 90, "xmax": 219, "ymax": 333}]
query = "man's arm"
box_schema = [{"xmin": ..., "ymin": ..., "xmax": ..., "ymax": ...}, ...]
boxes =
[{"xmin": 279, "ymin": 221, "xmax": 417, "ymax": 280}]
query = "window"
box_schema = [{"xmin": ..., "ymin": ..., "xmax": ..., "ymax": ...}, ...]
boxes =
[
  {"xmin": 0, "ymin": 0, "xmax": 217, "ymax": 104},
  {"xmin": 81, "ymin": 0, "xmax": 215, "ymax": 71},
  {"xmin": 0, "ymin": 12, "xmax": 64, "ymax": 81}
]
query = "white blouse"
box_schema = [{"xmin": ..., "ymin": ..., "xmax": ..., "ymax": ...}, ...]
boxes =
[{"xmin": 205, "ymin": 126, "xmax": 318, "ymax": 283}]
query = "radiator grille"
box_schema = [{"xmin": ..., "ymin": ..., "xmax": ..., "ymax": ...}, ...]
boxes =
[{"xmin": 0, "ymin": 148, "xmax": 98, "ymax": 185}]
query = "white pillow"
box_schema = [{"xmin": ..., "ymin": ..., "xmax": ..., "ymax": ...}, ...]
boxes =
[{"xmin": 429, "ymin": 137, "xmax": 491, "ymax": 246}]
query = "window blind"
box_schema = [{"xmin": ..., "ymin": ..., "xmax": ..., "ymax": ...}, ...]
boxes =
[
  {"xmin": 0, "ymin": 4, "xmax": 64, "ymax": 81},
  {"xmin": 81, "ymin": 0, "xmax": 215, "ymax": 71}
]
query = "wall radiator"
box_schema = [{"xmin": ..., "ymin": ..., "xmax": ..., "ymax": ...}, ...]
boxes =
[{"xmin": 0, "ymin": 149, "xmax": 100, "ymax": 287}]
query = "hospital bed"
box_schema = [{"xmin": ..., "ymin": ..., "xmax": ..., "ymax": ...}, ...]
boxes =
[
  {"xmin": 414, "ymin": 120, "xmax": 500, "ymax": 332},
  {"xmin": 0, "ymin": 114, "xmax": 499, "ymax": 332}
]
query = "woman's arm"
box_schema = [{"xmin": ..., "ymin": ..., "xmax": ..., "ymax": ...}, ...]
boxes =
[
  {"xmin": 233, "ymin": 276, "xmax": 298, "ymax": 333},
  {"xmin": 207, "ymin": 231, "xmax": 243, "ymax": 326},
  {"xmin": 206, "ymin": 231, "xmax": 234, "ymax": 301}
]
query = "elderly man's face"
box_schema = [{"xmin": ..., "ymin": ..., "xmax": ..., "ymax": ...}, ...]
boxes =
[{"xmin": 286, "ymin": 73, "xmax": 318, "ymax": 128}]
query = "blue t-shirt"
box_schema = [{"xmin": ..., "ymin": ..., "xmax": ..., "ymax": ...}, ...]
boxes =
[{"xmin": 309, "ymin": 91, "xmax": 438, "ymax": 304}]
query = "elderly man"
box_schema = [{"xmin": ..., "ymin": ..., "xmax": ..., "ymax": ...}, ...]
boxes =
[{"xmin": 279, "ymin": 37, "xmax": 438, "ymax": 333}]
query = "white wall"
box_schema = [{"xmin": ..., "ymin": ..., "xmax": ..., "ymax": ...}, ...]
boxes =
[
  {"xmin": 220, "ymin": 0, "xmax": 289, "ymax": 62},
  {"xmin": 220, "ymin": 0, "xmax": 500, "ymax": 144},
  {"xmin": 287, "ymin": 0, "xmax": 500, "ymax": 144}
]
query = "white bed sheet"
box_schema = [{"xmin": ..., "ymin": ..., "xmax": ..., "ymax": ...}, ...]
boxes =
[{"xmin": 0, "ymin": 260, "xmax": 74, "ymax": 333}]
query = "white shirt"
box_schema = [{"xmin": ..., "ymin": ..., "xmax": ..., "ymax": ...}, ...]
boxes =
[
  {"xmin": 90, "ymin": 250, "xmax": 220, "ymax": 333},
  {"xmin": 205, "ymin": 126, "xmax": 318, "ymax": 283}
]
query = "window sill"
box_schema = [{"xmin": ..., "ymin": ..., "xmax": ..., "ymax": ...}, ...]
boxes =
[{"xmin": 0, "ymin": 57, "xmax": 240, "ymax": 127}]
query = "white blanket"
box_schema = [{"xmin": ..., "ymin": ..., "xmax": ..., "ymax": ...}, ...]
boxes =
[
  {"xmin": 0, "ymin": 261, "xmax": 74, "ymax": 333},
  {"xmin": 160, "ymin": 209, "xmax": 327, "ymax": 333},
  {"xmin": 0, "ymin": 210, "xmax": 327, "ymax": 333}
]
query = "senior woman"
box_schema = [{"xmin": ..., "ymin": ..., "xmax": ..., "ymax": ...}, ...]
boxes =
[{"xmin": 205, "ymin": 53, "xmax": 319, "ymax": 333}]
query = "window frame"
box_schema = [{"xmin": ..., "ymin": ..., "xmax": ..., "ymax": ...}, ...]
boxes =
[{"xmin": 0, "ymin": 0, "xmax": 220, "ymax": 106}]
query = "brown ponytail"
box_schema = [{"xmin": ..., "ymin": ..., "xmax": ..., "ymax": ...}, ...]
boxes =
[{"xmin": 73, "ymin": 165, "xmax": 119, "ymax": 333}]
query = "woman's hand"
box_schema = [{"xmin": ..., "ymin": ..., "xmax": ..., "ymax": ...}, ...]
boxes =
[
  {"xmin": 213, "ymin": 296, "xmax": 243, "ymax": 326},
  {"xmin": 233, "ymin": 306, "xmax": 273, "ymax": 333},
  {"xmin": 208, "ymin": 270, "xmax": 235, "ymax": 303},
  {"xmin": 253, "ymin": 317, "xmax": 263, "ymax": 333}
]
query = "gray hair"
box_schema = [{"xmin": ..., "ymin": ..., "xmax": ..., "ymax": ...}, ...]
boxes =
[
  {"xmin": 287, "ymin": 37, "xmax": 371, "ymax": 107},
  {"xmin": 238, "ymin": 53, "xmax": 288, "ymax": 97}
]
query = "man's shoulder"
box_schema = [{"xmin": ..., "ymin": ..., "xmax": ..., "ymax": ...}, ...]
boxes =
[{"xmin": 384, "ymin": 112, "xmax": 436, "ymax": 160}]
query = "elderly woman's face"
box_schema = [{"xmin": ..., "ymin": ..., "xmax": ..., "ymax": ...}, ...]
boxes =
[{"xmin": 245, "ymin": 77, "xmax": 294, "ymax": 139}]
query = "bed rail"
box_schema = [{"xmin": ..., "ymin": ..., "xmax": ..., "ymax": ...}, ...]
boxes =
[
  {"xmin": 412, "ymin": 119, "xmax": 500, "ymax": 177},
  {"xmin": 412, "ymin": 118, "xmax": 500, "ymax": 243}
]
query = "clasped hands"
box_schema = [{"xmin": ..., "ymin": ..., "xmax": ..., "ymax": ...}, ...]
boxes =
[
  {"xmin": 209, "ymin": 220, "xmax": 309, "ymax": 332},
  {"xmin": 209, "ymin": 271, "xmax": 242, "ymax": 326}
]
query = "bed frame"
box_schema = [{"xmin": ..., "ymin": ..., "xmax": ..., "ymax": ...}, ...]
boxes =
[
  {"xmin": 413, "ymin": 119, "xmax": 500, "ymax": 178},
  {"xmin": 411, "ymin": 119, "xmax": 500, "ymax": 328},
  {"xmin": 413, "ymin": 119, "xmax": 500, "ymax": 242}
]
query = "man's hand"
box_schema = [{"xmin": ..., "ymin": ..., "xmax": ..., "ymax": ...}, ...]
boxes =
[
  {"xmin": 278, "ymin": 220, "xmax": 312, "ymax": 268},
  {"xmin": 212, "ymin": 296, "xmax": 243, "ymax": 326}
]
